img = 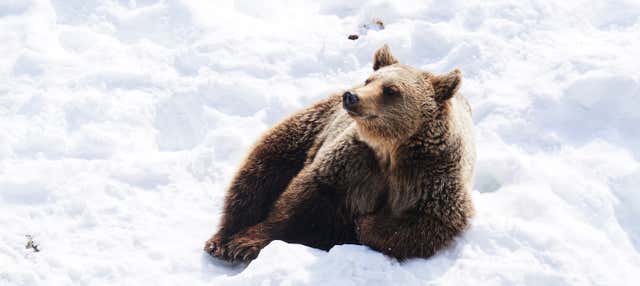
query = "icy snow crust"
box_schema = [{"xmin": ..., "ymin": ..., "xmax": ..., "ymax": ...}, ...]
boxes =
[{"xmin": 1, "ymin": 0, "xmax": 640, "ymax": 285}]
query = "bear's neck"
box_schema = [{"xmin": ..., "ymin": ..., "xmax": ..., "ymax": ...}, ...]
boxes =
[
  {"xmin": 356, "ymin": 126, "xmax": 410, "ymax": 171},
  {"xmin": 362, "ymin": 134, "xmax": 399, "ymax": 170},
  {"xmin": 356, "ymin": 110, "xmax": 453, "ymax": 171}
]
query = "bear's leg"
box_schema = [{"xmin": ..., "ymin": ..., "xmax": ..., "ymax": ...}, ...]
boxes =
[
  {"xmin": 355, "ymin": 206, "xmax": 468, "ymax": 260},
  {"xmin": 221, "ymin": 169, "xmax": 357, "ymax": 262},
  {"xmin": 205, "ymin": 96, "xmax": 341, "ymax": 257}
]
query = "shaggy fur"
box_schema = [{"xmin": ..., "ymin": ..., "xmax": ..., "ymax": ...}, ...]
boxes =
[{"xmin": 204, "ymin": 44, "xmax": 476, "ymax": 262}]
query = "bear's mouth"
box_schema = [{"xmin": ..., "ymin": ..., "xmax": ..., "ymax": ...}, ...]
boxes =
[{"xmin": 347, "ymin": 110, "xmax": 378, "ymax": 120}]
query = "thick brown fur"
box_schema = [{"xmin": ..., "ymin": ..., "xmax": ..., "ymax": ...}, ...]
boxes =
[{"xmin": 204, "ymin": 45, "xmax": 476, "ymax": 262}]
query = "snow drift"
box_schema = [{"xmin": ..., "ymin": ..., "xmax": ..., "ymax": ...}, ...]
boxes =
[{"xmin": 1, "ymin": 0, "xmax": 639, "ymax": 285}]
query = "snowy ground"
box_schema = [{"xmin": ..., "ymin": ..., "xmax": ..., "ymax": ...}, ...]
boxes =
[{"xmin": 1, "ymin": 0, "xmax": 640, "ymax": 285}]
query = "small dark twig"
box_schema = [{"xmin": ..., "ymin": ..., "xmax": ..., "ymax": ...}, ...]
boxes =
[{"xmin": 25, "ymin": 235, "xmax": 40, "ymax": 252}]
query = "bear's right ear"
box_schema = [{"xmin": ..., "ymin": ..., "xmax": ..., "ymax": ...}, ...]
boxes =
[{"xmin": 373, "ymin": 44, "xmax": 399, "ymax": 71}]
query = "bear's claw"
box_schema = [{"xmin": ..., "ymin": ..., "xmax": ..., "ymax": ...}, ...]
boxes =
[
  {"xmin": 205, "ymin": 232, "xmax": 266, "ymax": 262},
  {"xmin": 204, "ymin": 234, "xmax": 227, "ymax": 258},
  {"xmin": 225, "ymin": 236, "xmax": 266, "ymax": 262}
]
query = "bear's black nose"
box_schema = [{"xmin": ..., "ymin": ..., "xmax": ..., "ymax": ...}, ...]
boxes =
[{"xmin": 342, "ymin": 91, "xmax": 359, "ymax": 110}]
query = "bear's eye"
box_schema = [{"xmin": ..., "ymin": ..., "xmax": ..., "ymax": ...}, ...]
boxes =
[
  {"xmin": 383, "ymin": 86, "xmax": 400, "ymax": 97},
  {"xmin": 364, "ymin": 78, "xmax": 372, "ymax": 85}
]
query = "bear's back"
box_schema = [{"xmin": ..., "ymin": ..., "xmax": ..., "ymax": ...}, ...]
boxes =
[{"xmin": 449, "ymin": 93, "xmax": 476, "ymax": 194}]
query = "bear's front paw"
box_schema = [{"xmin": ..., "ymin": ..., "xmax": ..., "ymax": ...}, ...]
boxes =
[
  {"xmin": 225, "ymin": 235, "xmax": 269, "ymax": 262},
  {"xmin": 204, "ymin": 233, "xmax": 227, "ymax": 259}
]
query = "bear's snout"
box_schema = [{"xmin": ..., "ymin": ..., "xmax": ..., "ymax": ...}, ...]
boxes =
[{"xmin": 342, "ymin": 91, "xmax": 359, "ymax": 111}]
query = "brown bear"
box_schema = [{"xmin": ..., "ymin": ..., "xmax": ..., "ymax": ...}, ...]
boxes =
[{"xmin": 204, "ymin": 44, "xmax": 476, "ymax": 262}]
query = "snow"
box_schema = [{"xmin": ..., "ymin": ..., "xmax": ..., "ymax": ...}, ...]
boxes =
[{"xmin": 1, "ymin": 0, "xmax": 639, "ymax": 285}]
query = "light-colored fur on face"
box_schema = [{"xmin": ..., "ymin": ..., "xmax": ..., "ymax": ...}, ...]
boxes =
[
  {"xmin": 348, "ymin": 65, "xmax": 435, "ymax": 148},
  {"xmin": 345, "ymin": 45, "xmax": 464, "ymax": 159}
]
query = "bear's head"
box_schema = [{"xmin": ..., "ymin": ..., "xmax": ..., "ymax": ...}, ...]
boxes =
[{"xmin": 343, "ymin": 44, "xmax": 462, "ymax": 145}]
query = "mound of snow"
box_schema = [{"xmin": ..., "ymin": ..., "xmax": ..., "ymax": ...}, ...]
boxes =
[{"xmin": 1, "ymin": 0, "xmax": 639, "ymax": 285}]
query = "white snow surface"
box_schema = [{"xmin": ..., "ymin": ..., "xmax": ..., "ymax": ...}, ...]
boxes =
[{"xmin": 1, "ymin": 0, "xmax": 640, "ymax": 285}]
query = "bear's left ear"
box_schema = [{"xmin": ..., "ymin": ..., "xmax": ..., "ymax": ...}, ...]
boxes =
[
  {"xmin": 373, "ymin": 44, "xmax": 399, "ymax": 71},
  {"xmin": 430, "ymin": 69, "xmax": 462, "ymax": 101}
]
